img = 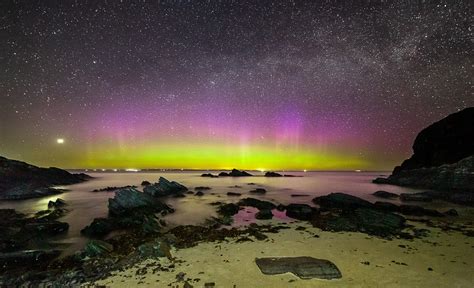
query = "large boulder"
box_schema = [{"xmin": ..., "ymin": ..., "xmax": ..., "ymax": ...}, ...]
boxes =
[
  {"xmin": 143, "ymin": 177, "xmax": 187, "ymax": 197},
  {"xmin": 285, "ymin": 204, "xmax": 315, "ymax": 220},
  {"xmin": 0, "ymin": 156, "xmax": 91, "ymax": 200},
  {"xmin": 108, "ymin": 187, "xmax": 172, "ymax": 216},
  {"xmin": 313, "ymin": 193, "xmax": 373, "ymax": 210}
]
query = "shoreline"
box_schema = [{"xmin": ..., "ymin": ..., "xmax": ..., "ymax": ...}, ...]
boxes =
[{"xmin": 92, "ymin": 220, "xmax": 474, "ymax": 288}]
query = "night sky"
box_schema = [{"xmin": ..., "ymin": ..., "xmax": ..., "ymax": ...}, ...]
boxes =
[{"xmin": 1, "ymin": 1, "xmax": 472, "ymax": 170}]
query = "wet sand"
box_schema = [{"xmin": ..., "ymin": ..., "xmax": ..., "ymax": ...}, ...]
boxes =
[{"xmin": 93, "ymin": 220, "xmax": 474, "ymax": 288}]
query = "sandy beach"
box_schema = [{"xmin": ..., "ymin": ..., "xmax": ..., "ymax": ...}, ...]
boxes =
[{"xmin": 93, "ymin": 219, "xmax": 474, "ymax": 288}]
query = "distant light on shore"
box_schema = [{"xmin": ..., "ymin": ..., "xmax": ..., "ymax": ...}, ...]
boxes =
[
  {"xmin": 56, "ymin": 138, "xmax": 64, "ymax": 144},
  {"xmin": 125, "ymin": 168, "xmax": 140, "ymax": 172}
]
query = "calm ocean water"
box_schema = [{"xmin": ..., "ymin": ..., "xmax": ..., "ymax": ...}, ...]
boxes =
[{"xmin": 0, "ymin": 171, "xmax": 425, "ymax": 254}]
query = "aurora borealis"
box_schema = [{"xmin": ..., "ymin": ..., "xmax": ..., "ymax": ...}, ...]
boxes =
[{"xmin": 1, "ymin": 1, "xmax": 473, "ymax": 170}]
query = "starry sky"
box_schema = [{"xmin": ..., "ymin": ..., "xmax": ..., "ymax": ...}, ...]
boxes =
[{"xmin": 0, "ymin": 1, "xmax": 473, "ymax": 170}]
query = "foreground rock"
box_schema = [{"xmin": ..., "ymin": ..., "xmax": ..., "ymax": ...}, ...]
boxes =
[
  {"xmin": 255, "ymin": 257, "xmax": 342, "ymax": 280},
  {"xmin": 285, "ymin": 204, "xmax": 316, "ymax": 220},
  {"xmin": 0, "ymin": 200, "xmax": 71, "ymax": 271},
  {"xmin": 218, "ymin": 169, "xmax": 253, "ymax": 177},
  {"xmin": 82, "ymin": 187, "xmax": 173, "ymax": 238},
  {"xmin": 312, "ymin": 208, "xmax": 406, "ymax": 237},
  {"xmin": 109, "ymin": 187, "xmax": 172, "ymax": 216},
  {"xmin": 143, "ymin": 177, "xmax": 188, "ymax": 197},
  {"xmin": 313, "ymin": 193, "xmax": 373, "ymax": 210},
  {"xmin": 373, "ymin": 108, "xmax": 474, "ymax": 197},
  {"xmin": 0, "ymin": 156, "xmax": 90, "ymax": 200}
]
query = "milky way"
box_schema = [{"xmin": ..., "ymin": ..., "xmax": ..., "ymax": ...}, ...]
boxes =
[{"xmin": 1, "ymin": 1, "xmax": 473, "ymax": 170}]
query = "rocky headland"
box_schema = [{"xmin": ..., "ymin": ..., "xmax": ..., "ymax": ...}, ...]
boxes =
[
  {"xmin": 0, "ymin": 156, "xmax": 91, "ymax": 200},
  {"xmin": 373, "ymin": 108, "xmax": 474, "ymax": 205}
]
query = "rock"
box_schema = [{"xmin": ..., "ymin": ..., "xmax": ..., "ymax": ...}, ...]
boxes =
[
  {"xmin": 195, "ymin": 186, "xmax": 211, "ymax": 190},
  {"xmin": 217, "ymin": 203, "xmax": 240, "ymax": 216},
  {"xmin": 92, "ymin": 185, "xmax": 136, "ymax": 192},
  {"xmin": 219, "ymin": 169, "xmax": 253, "ymax": 177},
  {"xmin": 238, "ymin": 198, "xmax": 276, "ymax": 210},
  {"xmin": 143, "ymin": 177, "xmax": 188, "ymax": 197},
  {"xmin": 315, "ymin": 208, "xmax": 406, "ymax": 237},
  {"xmin": 138, "ymin": 239, "xmax": 171, "ymax": 259},
  {"xmin": 444, "ymin": 209, "xmax": 459, "ymax": 216},
  {"xmin": 255, "ymin": 209, "xmax": 273, "ymax": 220},
  {"xmin": 108, "ymin": 187, "xmax": 172, "ymax": 216},
  {"xmin": 291, "ymin": 194, "xmax": 309, "ymax": 197},
  {"xmin": 399, "ymin": 205, "xmax": 444, "ymax": 217},
  {"xmin": 141, "ymin": 180, "xmax": 151, "ymax": 186},
  {"xmin": 195, "ymin": 191, "xmax": 204, "ymax": 196},
  {"xmin": 23, "ymin": 221, "xmax": 69, "ymax": 235},
  {"xmin": 201, "ymin": 173, "xmax": 218, "ymax": 178},
  {"xmin": 0, "ymin": 156, "xmax": 91, "ymax": 200},
  {"xmin": 372, "ymin": 191, "xmax": 399, "ymax": 199},
  {"xmin": 400, "ymin": 193, "xmax": 432, "ymax": 202},
  {"xmin": 255, "ymin": 257, "xmax": 342, "ymax": 280},
  {"xmin": 226, "ymin": 192, "xmax": 241, "ymax": 196},
  {"xmin": 47, "ymin": 198, "xmax": 67, "ymax": 209},
  {"xmin": 249, "ymin": 188, "xmax": 267, "ymax": 194},
  {"xmin": 373, "ymin": 108, "xmax": 474, "ymax": 193},
  {"xmin": 84, "ymin": 240, "xmax": 113, "ymax": 257},
  {"xmin": 313, "ymin": 193, "xmax": 373, "ymax": 210},
  {"xmin": 374, "ymin": 201, "xmax": 400, "ymax": 212},
  {"xmin": 264, "ymin": 171, "xmax": 282, "ymax": 177},
  {"xmin": 0, "ymin": 250, "xmax": 61, "ymax": 269},
  {"xmin": 285, "ymin": 204, "xmax": 315, "ymax": 220},
  {"xmin": 143, "ymin": 176, "xmax": 187, "ymax": 197},
  {"xmin": 81, "ymin": 218, "xmax": 115, "ymax": 238}
]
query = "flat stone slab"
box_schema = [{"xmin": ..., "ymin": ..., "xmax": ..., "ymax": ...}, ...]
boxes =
[{"xmin": 255, "ymin": 256, "xmax": 342, "ymax": 280}]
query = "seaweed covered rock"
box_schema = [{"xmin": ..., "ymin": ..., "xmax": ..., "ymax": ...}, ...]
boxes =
[
  {"xmin": 285, "ymin": 204, "xmax": 316, "ymax": 220},
  {"xmin": 313, "ymin": 208, "xmax": 406, "ymax": 237},
  {"xmin": 255, "ymin": 209, "xmax": 273, "ymax": 220}
]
